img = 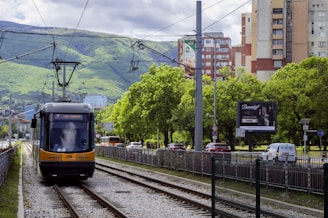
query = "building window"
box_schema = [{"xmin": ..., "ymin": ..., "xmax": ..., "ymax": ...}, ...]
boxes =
[
  {"xmin": 205, "ymin": 62, "xmax": 211, "ymax": 66},
  {"xmin": 318, "ymin": 12, "xmax": 325, "ymax": 17},
  {"xmin": 318, "ymin": 41, "xmax": 326, "ymax": 47},
  {"xmin": 273, "ymin": 8, "xmax": 283, "ymax": 14},
  {"xmin": 319, "ymin": 32, "xmax": 326, "ymax": 37},
  {"xmin": 273, "ymin": 19, "xmax": 283, "ymax": 24},
  {"xmin": 204, "ymin": 39, "xmax": 212, "ymax": 44},
  {"xmin": 218, "ymin": 47, "xmax": 229, "ymax": 52},
  {"xmin": 273, "ymin": 29, "xmax": 283, "ymax": 35},
  {"xmin": 218, "ymin": 62, "xmax": 228, "ymax": 66},
  {"xmin": 218, "ymin": 54, "xmax": 229, "ymax": 59},
  {"xmin": 205, "ymin": 47, "xmax": 211, "ymax": 52},
  {"xmin": 274, "ymin": 60, "xmax": 282, "ymax": 68},
  {"xmin": 318, "ymin": 52, "xmax": 326, "ymax": 57},
  {"xmin": 205, "ymin": 55, "xmax": 212, "ymax": 59},
  {"xmin": 273, "ymin": 50, "xmax": 283, "ymax": 55},
  {"xmin": 273, "ymin": 39, "xmax": 283, "ymax": 45}
]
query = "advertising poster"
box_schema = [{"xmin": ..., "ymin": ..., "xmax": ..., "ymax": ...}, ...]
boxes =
[
  {"xmin": 237, "ymin": 101, "xmax": 277, "ymax": 133},
  {"xmin": 183, "ymin": 39, "xmax": 196, "ymax": 77}
]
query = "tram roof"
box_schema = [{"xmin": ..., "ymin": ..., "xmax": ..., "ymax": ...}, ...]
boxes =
[{"xmin": 41, "ymin": 102, "xmax": 93, "ymax": 113}]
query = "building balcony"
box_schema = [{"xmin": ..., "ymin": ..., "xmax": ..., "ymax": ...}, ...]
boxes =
[
  {"xmin": 272, "ymin": 44, "xmax": 283, "ymax": 49},
  {"xmin": 272, "ymin": 24, "xmax": 283, "ymax": 29},
  {"xmin": 272, "ymin": 34, "xmax": 283, "ymax": 39},
  {"xmin": 272, "ymin": 14, "xmax": 283, "ymax": 19},
  {"xmin": 272, "ymin": 54, "xmax": 283, "ymax": 60}
]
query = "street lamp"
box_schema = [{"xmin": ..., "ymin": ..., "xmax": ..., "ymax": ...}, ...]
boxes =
[{"xmin": 212, "ymin": 38, "xmax": 218, "ymax": 142}]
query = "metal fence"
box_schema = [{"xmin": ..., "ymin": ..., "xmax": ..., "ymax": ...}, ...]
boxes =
[
  {"xmin": 0, "ymin": 146, "xmax": 18, "ymax": 187},
  {"xmin": 95, "ymin": 146, "xmax": 325, "ymax": 194}
]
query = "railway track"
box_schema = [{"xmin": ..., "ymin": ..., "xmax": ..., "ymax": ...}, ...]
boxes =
[
  {"xmin": 22, "ymin": 143, "xmax": 320, "ymax": 217},
  {"xmin": 96, "ymin": 161, "xmax": 289, "ymax": 218},
  {"xmin": 53, "ymin": 183, "xmax": 128, "ymax": 218}
]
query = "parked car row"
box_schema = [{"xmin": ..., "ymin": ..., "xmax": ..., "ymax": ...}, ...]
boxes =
[{"xmin": 104, "ymin": 141, "xmax": 297, "ymax": 163}]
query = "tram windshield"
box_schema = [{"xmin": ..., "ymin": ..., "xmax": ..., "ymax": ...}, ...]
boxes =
[{"xmin": 49, "ymin": 117, "xmax": 89, "ymax": 152}]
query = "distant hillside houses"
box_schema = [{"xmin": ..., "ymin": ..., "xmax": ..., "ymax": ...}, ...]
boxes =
[{"xmin": 83, "ymin": 94, "xmax": 108, "ymax": 110}]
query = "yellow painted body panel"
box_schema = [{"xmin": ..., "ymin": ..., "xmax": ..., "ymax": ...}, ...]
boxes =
[{"xmin": 39, "ymin": 149, "xmax": 95, "ymax": 162}]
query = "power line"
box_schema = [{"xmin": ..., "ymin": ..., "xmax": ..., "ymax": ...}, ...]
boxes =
[
  {"xmin": 203, "ymin": 0, "xmax": 251, "ymax": 31},
  {"xmin": 31, "ymin": 0, "xmax": 48, "ymax": 28},
  {"xmin": 142, "ymin": 0, "xmax": 225, "ymax": 40},
  {"xmin": 0, "ymin": 43, "xmax": 55, "ymax": 64},
  {"xmin": 64, "ymin": 0, "xmax": 89, "ymax": 59}
]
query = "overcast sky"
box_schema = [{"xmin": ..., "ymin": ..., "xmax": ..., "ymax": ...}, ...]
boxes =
[{"xmin": 0, "ymin": 0, "xmax": 252, "ymax": 45}]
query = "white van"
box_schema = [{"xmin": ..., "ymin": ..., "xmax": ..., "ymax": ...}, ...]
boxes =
[{"xmin": 261, "ymin": 143, "xmax": 297, "ymax": 163}]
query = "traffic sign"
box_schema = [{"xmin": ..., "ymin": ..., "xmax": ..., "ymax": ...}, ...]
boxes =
[
  {"xmin": 104, "ymin": 122, "xmax": 114, "ymax": 131},
  {"xmin": 318, "ymin": 129, "xmax": 324, "ymax": 137},
  {"xmin": 236, "ymin": 128, "xmax": 245, "ymax": 137},
  {"xmin": 212, "ymin": 130, "xmax": 217, "ymax": 136}
]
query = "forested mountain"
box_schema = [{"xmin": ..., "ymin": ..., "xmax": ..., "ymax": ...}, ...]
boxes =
[{"xmin": 0, "ymin": 21, "xmax": 178, "ymax": 111}]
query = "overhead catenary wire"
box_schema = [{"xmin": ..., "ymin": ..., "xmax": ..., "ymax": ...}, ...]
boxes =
[
  {"xmin": 31, "ymin": 0, "xmax": 56, "ymax": 59},
  {"xmin": 63, "ymin": 0, "xmax": 89, "ymax": 59},
  {"xmin": 142, "ymin": 0, "xmax": 225, "ymax": 40},
  {"xmin": 31, "ymin": 0, "xmax": 48, "ymax": 29},
  {"xmin": 203, "ymin": 0, "xmax": 251, "ymax": 31},
  {"xmin": 0, "ymin": 43, "xmax": 55, "ymax": 64}
]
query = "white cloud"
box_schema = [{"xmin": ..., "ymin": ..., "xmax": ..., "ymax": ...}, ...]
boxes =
[{"xmin": 0, "ymin": 0, "xmax": 252, "ymax": 45}]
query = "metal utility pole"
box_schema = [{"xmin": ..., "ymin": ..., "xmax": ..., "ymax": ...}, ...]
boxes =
[
  {"xmin": 52, "ymin": 81, "xmax": 55, "ymax": 101},
  {"xmin": 63, "ymin": 65, "xmax": 67, "ymax": 101},
  {"xmin": 194, "ymin": 0, "xmax": 203, "ymax": 151},
  {"xmin": 8, "ymin": 94, "xmax": 12, "ymax": 146},
  {"xmin": 204, "ymin": 33, "xmax": 219, "ymax": 143},
  {"xmin": 51, "ymin": 60, "xmax": 80, "ymax": 101},
  {"xmin": 213, "ymin": 39, "xmax": 217, "ymax": 143}
]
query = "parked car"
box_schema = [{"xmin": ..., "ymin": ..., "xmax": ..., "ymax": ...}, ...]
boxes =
[
  {"xmin": 203, "ymin": 143, "xmax": 231, "ymax": 152},
  {"xmin": 168, "ymin": 143, "xmax": 186, "ymax": 150},
  {"xmin": 126, "ymin": 142, "xmax": 142, "ymax": 150},
  {"xmin": 261, "ymin": 142, "xmax": 297, "ymax": 163},
  {"xmin": 114, "ymin": 143, "xmax": 125, "ymax": 148}
]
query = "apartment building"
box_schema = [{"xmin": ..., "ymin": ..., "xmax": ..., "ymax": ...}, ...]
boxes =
[
  {"xmin": 177, "ymin": 32, "xmax": 232, "ymax": 80},
  {"xmin": 245, "ymin": 0, "xmax": 328, "ymax": 81},
  {"xmin": 232, "ymin": 13, "xmax": 252, "ymax": 77}
]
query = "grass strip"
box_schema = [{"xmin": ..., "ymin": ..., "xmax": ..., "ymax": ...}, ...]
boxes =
[{"xmin": 0, "ymin": 143, "xmax": 21, "ymax": 218}]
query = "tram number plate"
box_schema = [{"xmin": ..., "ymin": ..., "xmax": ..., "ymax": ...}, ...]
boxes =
[{"xmin": 63, "ymin": 154, "xmax": 76, "ymax": 161}]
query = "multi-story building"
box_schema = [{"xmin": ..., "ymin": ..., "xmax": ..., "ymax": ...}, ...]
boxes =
[
  {"xmin": 233, "ymin": 13, "xmax": 252, "ymax": 77},
  {"xmin": 238, "ymin": 0, "xmax": 328, "ymax": 81},
  {"xmin": 178, "ymin": 32, "xmax": 232, "ymax": 80}
]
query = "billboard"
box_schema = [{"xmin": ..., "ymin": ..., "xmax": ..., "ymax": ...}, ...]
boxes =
[
  {"xmin": 183, "ymin": 39, "xmax": 196, "ymax": 77},
  {"xmin": 237, "ymin": 101, "xmax": 277, "ymax": 133}
]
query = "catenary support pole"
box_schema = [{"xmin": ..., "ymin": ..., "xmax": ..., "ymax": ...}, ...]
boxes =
[{"xmin": 194, "ymin": 0, "xmax": 203, "ymax": 151}]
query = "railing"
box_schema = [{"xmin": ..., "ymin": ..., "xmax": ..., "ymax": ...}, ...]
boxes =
[
  {"xmin": 0, "ymin": 145, "xmax": 18, "ymax": 187},
  {"xmin": 95, "ymin": 146, "xmax": 325, "ymax": 194}
]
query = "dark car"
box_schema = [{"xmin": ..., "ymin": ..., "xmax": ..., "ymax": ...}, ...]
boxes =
[
  {"xmin": 114, "ymin": 143, "xmax": 125, "ymax": 148},
  {"xmin": 168, "ymin": 143, "xmax": 186, "ymax": 150},
  {"xmin": 203, "ymin": 143, "xmax": 231, "ymax": 152}
]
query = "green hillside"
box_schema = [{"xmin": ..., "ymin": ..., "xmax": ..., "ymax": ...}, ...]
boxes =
[{"xmin": 0, "ymin": 21, "xmax": 178, "ymax": 110}]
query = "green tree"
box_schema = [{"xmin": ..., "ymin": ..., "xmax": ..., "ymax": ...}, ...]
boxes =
[
  {"xmin": 263, "ymin": 57, "xmax": 328, "ymax": 146},
  {"xmin": 217, "ymin": 72, "xmax": 263, "ymax": 150},
  {"xmin": 136, "ymin": 64, "xmax": 185, "ymax": 146}
]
